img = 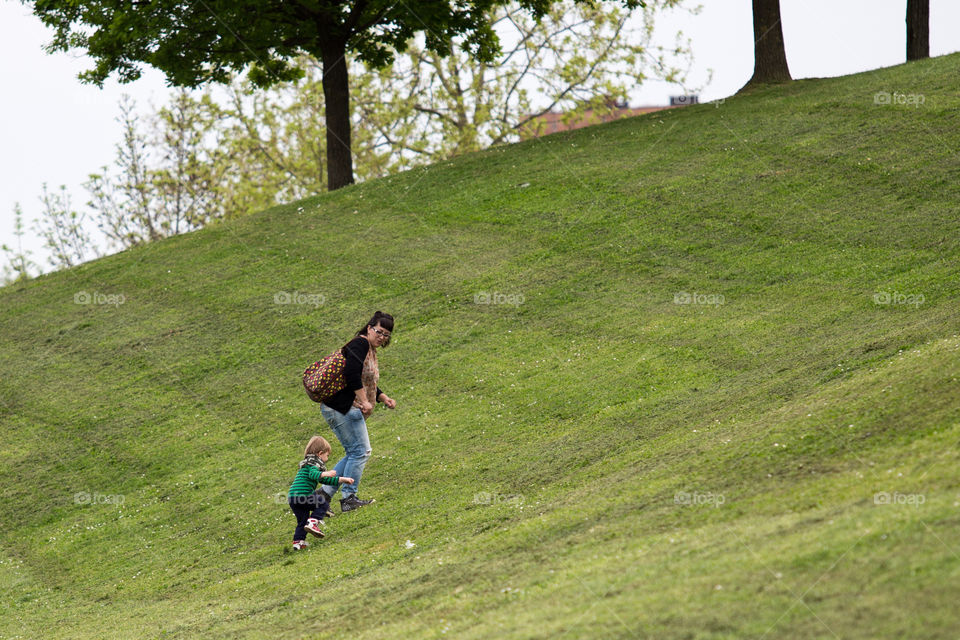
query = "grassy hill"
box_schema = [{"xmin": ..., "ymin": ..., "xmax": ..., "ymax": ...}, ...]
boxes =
[{"xmin": 2, "ymin": 54, "xmax": 959, "ymax": 639}]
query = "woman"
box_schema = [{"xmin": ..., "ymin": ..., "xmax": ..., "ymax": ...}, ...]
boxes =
[{"xmin": 319, "ymin": 311, "xmax": 396, "ymax": 512}]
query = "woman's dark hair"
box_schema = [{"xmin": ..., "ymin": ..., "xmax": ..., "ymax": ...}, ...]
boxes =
[{"xmin": 356, "ymin": 311, "xmax": 394, "ymax": 347}]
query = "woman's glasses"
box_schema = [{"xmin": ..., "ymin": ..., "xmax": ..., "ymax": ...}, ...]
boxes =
[{"xmin": 372, "ymin": 327, "xmax": 391, "ymax": 338}]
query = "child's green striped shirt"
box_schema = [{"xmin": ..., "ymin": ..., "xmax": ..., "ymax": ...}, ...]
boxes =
[{"xmin": 288, "ymin": 465, "xmax": 340, "ymax": 497}]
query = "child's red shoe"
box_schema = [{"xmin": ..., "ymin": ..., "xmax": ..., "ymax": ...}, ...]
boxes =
[
  {"xmin": 292, "ymin": 540, "xmax": 309, "ymax": 550},
  {"xmin": 305, "ymin": 518, "xmax": 325, "ymax": 538}
]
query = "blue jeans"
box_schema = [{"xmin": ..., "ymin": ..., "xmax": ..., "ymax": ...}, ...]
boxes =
[{"xmin": 320, "ymin": 404, "xmax": 371, "ymax": 500}]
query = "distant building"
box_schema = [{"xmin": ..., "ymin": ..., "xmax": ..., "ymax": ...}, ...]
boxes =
[{"xmin": 520, "ymin": 95, "xmax": 699, "ymax": 139}]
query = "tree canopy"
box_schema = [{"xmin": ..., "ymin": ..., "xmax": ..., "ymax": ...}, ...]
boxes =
[
  {"xmin": 31, "ymin": 0, "xmax": 523, "ymax": 86},
  {"xmin": 27, "ymin": 0, "xmax": 586, "ymax": 189}
]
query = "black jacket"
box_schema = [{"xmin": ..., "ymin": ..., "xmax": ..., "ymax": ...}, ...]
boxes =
[{"xmin": 323, "ymin": 336, "xmax": 383, "ymax": 415}]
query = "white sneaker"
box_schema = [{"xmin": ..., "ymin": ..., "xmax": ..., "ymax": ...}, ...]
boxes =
[
  {"xmin": 304, "ymin": 518, "xmax": 325, "ymax": 538},
  {"xmin": 292, "ymin": 540, "xmax": 309, "ymax": 550}
]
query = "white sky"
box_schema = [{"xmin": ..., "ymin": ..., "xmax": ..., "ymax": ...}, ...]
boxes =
[{"xmin": 2, "ymin": 0, "xmax": 959, "ymax": 272}]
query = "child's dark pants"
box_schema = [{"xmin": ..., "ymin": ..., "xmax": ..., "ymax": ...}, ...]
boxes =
[{"xmin": 288, "ymin": 490, "xmax": 330, "ymax": 541}]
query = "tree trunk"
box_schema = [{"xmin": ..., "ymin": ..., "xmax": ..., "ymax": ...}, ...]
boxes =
[
  {"xmin": 906, "ymin": 0, "xmax": 930, "ymax": 61},
  {"xmin": 742, "ymin": 0, "xmax": 791, "ymax": 90},
  {"xmin": 321, "ymin": 44, "xmax": 354, "ymax": 191}
]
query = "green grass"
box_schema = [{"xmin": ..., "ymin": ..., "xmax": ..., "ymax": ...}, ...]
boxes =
[{"xmin": 2, "ymin": 54, "xmax": 960, "ymax": 639}]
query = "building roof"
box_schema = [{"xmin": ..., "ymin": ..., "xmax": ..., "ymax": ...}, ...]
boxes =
[{"xmin": 520, "ymin": 104, "xmax": 679, "ymax": 138}]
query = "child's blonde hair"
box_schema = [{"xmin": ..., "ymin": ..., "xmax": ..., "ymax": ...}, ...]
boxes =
[{"xmin": 304, "ymin": 436, "xmax": 331, "ymax": 457}]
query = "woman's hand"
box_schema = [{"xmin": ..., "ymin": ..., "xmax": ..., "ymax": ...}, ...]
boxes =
[
  {"xmin": 321, "ymin": 470, "xmax": 337, "ymax": 477},
  {"xmin": 380, "ymin": 394, "xmax": 397, "ymax": 409},
  {"xmin": 339, "ymin": 476, "xmax": 355, "ymax": 485},
  {"xmin": 360, "ymin": 401, "xmax": 374, "ymax": 417}
]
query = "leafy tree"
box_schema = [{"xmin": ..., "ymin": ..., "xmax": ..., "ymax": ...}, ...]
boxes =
[
  {"xmin": 86, "ymin": 93, "xmax": 219, "ymax": 250},
  {"xmin": 152, "ymin": 91, "xmax": 222, "ymax": 233},
  {"xmin": 203, "ymin": 63, "xmax": 344, "ymax": 214},
  {"xmin": 32, "ymin": 184, "xmax": 101, "ymax": 269},
  {"xmin": 1, "ymin": 204, "xmax": 38, "ymax": 284},
  {"xmin": 27, "ymin": 0, "xmax": 563, "ymax": 191},
  {"xmin": 86, "ymin": 97, "xmax": 158, "ymax": 248}
]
